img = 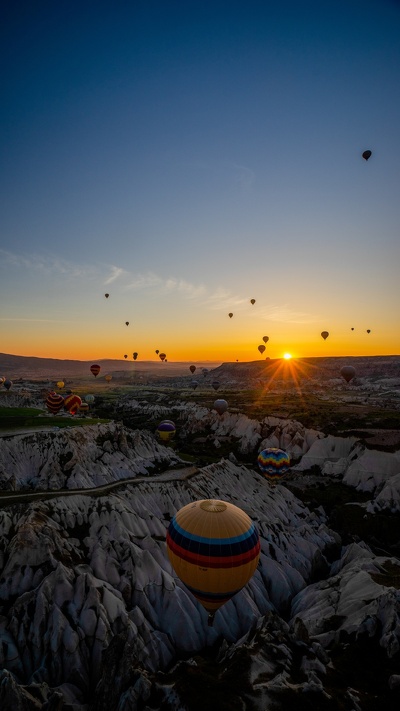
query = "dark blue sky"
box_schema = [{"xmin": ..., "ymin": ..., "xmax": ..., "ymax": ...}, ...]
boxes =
[{"xmin": 1, "ymin": 0, "xmax": 399, "ymax": 359}]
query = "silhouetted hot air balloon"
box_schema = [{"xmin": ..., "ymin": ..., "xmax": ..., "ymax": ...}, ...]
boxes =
[
  {"xmin": 124, "ymin": 355, "xmax": 128, "ymax": 359},
  {"xmin": 159, "ymin": 353, "xmax": 166, "ymax": 362},
  {"xmin": 90, "ymin": 364, "xmax": 101, "ymax": 377},
  {"xmin": 213, "ymin": 399, "xmax": 228, "ymax": 415},
  {"xmin": 191, "ymin": 380, "xmax": 199, "ymax": 390},
  {"xmin": 125, "ymin": 322, "xmax": 129, "ymax": 326},
  {"xmin": 157, "ymin": 421, "xmax": 176, "ymax": 441},
  {"xmin": 189, "ymin": 365, "xmax": 196, "ymax": 374},
  {"xmin": 258, "ymin": 345, "xmax": 266, "ymax": 354},
  {"xmin": 366, "ymin": 329, "xmax": 371, "ymax": 334},
  {"xmin": 133, "ymin": 352, "xmax": 138, "ymax": 360},
  {"xmin": 3, "ymin": 379, "xmax": 12, "ymax": 391},
  {"xmin": 104, "ymin": 293, "xmax": 109, "ymax": 298},
  {"xmin": 211, "ymin": 380, "xmax": 220, "ymax": 391},
  {"xmin": 362, "ymin": 150, "xmax": 372, "ymax": 161},
  {"xmin": 250, "ymin": 299, "xmax": 256, "ymax": 305},
  {"xmin": 155, "ymin": 350, "xmax": 159, "ymax": 355},
  {"xmin": 64, "ymin": 393, "xmax": 82, "ymax": 415},
  {"xmin": 228, "ymin": 313, "xmax": 233, "ymax": 318},
  {"xmin": 351, "ymin": 328, "xmax": 354, "ymax": 331},
  {"xmin": 321, "ymin": 331, "xmax": 329, "ymax": 340},
  {"xmin": 340, "ymin": 365, "xmax": 356, "ymax": 383},
  {"xmin": 166, "ymin": 499, "xmax": 260, "ymax": 625},
  {"xmin": 105, "ymin": 374, "xmax": 112, "ymax": 382},
  {"xmin": 46, "ymin": 392, "xmax": 64, "ymax": 414},
  {"xmin": 202, "ymin": 368, "xmax": 209, "ymax": 377},
  {"xmin": 257, "ymin": 448, "xmax": 290, "ymax": 482},
  {"xmin": 262, "ymin": 336, "xmax": 269, "ymax": 344}
]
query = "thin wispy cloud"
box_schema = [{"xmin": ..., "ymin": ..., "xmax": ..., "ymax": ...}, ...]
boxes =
[
  {"xmin": 0, "ymin": 249, "xmax": 97, "ymax": 279},
  {"xmin": 104, "ymin": 265, "xmax": 129, "ymax": 285},
  {"xmin": 124, "ymin": 272, "xmax": 163, "ymax": 290},
  {"xmin": 260, "ymin": 305, "xmax": 317, "ymax": 325}
]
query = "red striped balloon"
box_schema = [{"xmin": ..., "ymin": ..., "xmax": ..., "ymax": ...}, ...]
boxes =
[{"xmin": 46, "ymin": 392, "xmax": 64, "ymax": 414}]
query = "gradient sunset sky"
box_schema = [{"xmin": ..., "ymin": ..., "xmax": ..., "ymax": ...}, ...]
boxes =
[{"xmin": 1, "ymin": 0, "xmax": 399, "ymax": 363}]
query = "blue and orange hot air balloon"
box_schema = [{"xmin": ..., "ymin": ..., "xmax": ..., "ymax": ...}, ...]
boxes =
[
  {"xmin": 257, "ymin": 448, "xmax": 290, "ymax": 483},
  {"xmin": 166, "ymin": 499, "xmax": 260, "ymax": 625}
]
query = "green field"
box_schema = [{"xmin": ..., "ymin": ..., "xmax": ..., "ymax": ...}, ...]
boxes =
[{"xmin": 0, "ymin": 407, "xmax": 109, "ymax": 431}]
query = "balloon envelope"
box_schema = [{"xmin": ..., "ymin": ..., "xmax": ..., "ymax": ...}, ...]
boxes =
[
  {"xmin": 105, "ymin": 375, "xmax": 112, "ymax": 382},
  {"xmin": 3, "ymin": 379, "xmax": 12, "ymax": 391},
  {"xmin": 257, "ymin": 448, "xmax": 291, "ymax": 481},
  {"xmin": 90, "ymin": 364, "xmax": 101, "ymax": 377},
  {"xmin": 228, "ymin": 313, "xmax": 233, "ymax": 318},
  {"xmin": 56, "ymin": 381, "xmax": 65, "ymax": 389},
  {"xmin": 250, "ymin": 299, "xmax": 256, "ymax": 305},
  {"xmin": 362, "ymin": 150, "xmax": 372, "ymax": 161},
  {"xmin": 262, "ymin": 336, "xmax": 269, "ymax": 344},
  {"xmin": 46, "ymin": 392, "xmax": 64, "ymax": 414},
  {"xmin": 189, "ymin": 365, "xmax": 196, "ymax": 374},
  {"xmin": 157, "ymin": 421, "xmax": 176, "ymax": 441},
  {"xmin": 213, "ymin": 399, "xmax": 228, "ymax": 415},
  {"xmin": 258, "ymin": 345, "xmax": 266, "ymax": 354},
  {"xmin": 159, "ymin": 353, "xmax": 166, "ymax": 361},
  {"xmin": 191, "ymin": 380, "xmax": 199, "ymax": 390},
  {"xmin": 166, "ymin": 499, "xmax": 260, "ymax": 618},
  {"xmin": 85, "ymin": 394, "xmax": 95, "ymax": 403},
  {"xmin": 321, "ymin": 331, "xmax": 329, "ymax": 340},
  {"xmin": 211, "ymin": 381, "xmax": 220, "ymax": 391},
  {"xmin": 64, "ymin": 394, "xmax": 82, "ymax": 415},
  {"xmin": 340, "ymin": 365, "xmax": 356, "ymax": 383}
]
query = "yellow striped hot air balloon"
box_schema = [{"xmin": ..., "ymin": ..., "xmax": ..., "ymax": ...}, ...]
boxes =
[{"xmin": 166, "ymin": 499, "xmax": 260, "ymax": 625}]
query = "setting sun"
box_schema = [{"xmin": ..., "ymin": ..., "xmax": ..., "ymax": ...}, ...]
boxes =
[{"xmin": 283, "ymin": 353, "xmax": 292, "ymax": 360}]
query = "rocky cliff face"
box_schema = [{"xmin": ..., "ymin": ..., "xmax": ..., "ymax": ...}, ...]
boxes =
[{"xmin": 0, "ymin": 418, "xmax": 399, "ymax": 710}]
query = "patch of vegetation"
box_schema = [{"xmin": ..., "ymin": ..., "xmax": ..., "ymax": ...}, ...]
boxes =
[{"xmin": 0, "ymin": 407, "xmax": 109, "ymax": 430}]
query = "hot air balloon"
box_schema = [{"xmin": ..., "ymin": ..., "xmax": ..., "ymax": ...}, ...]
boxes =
[
  {"xmin": 124, "ymin": 355, "xmax": 128, "ymax": 359},
  {"xmin": 257, "ymin": 448, "xmax": 290, "ymax": 482},
  {"xmin": 366, "ymin": 329, "xmax": 371, "ymax": 334},
  {"xmin": 362, "ymin": 150, "xmax": 372, "ymax": 161},
  {"xmin": 133, "ymin": 352, "xmax": 138, "ymax": 360},
  {"xmin": 262, "ymin": 336, "xmax": 269, "ymax": 344},
  {"xmin": 105, "ymin": 374, "xmax": 112, "ymax": 382},
  {"xmin": 85, "ymin": 394, "xmax": 95, "ymax": 404},
  {"xmin": 56, "ymin": 381, "xmax": 65, "ymax": 389},
  {"xmin": 125, "ymin": 322, "xmax": 129, "ymax": 326},
  {"xmin": 104, "ymin": 293, "xmax": 109, "ymax": 298},
  {"xmin": 250, "ymin": 299, "xmax": 256, "ymax": 305},
  {"xmin": 191, "ymin": 380, "xmax": 199, "ymax": 390},
  {"xmin": 79, "ymin": 402, "xmax": 90, "ymax": 413},
  {"xmin": 340, "ymin": 365, "xmax": 356, "ymax": 383},
  {"xmin": 214, "ymin": 399, "xmax": 228, "ymax": 415},
  {"xmin": 228, "ymin": 313, "xmax": 233, "ymax": 318},
  {"xmin": 157, "ymin": 421, "xmax": 176, "ymax": 441},
  {"xmin": 3, "ymin": 379, "xmax": 12, "ymax": 391},
  {"xmin": 166, "ymin": 499, "xmax": 260, "ymax": 625},
  {"xmin": 64, "ymin": 393, "xmax": 82, "ymax": 415},
  {"xmin": 212, "ymin": 381, "xmax": 220, "ymax": 391},
  {"xmin": 155, "ymin": 350, "xmax": 159, "ymax": 355},
  {"xmin": 351, "ymin": 328, "xmax": 354, "ymax": 331},
  {"xmin": 189, "ymin": 365, "xmax": 196, "ymax": 374},
  {"xmin": 90, "ymin": 364, "xmax": 101, "ymax": 377},
  {"xmin": 202, "ymin": 368, "xmax": 209, "ymax": 377},
  {"xmin": 46, "ymin": 392, "xmax": 64, "ymax": 414},
  {"xmin": 159, "ymin": 353, "xmax": 166, "ymax": 362},
  {"xmin": 321, "ymin": 331, "xmax": 329, "ymax": 340},
  {"xmin": 258, "ymin": 345, "xmax": 266, "ymax": 354}
]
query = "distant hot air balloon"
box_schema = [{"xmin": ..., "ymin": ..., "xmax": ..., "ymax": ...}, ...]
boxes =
[
  {"xmin": 159, "ymin": 353, "xmax": 166, "ymax": 362},
  {"xmin": 362, "ymin": 150, "xmax": 372, "ymax": 161},
  {"xmin": 0, "ymin": 377, "xmax": 5, "ymax": 386},
  {"xmin": 228, "ymin": 313, "xmax": 233, "ymax": 318},
  {"xmin": 64, "ymin": 393, "xmax": 82, "ymax": 415},
  {"xmin": 212, "ymin": 381, "xmax": 220, "ymax": 391},
  {"xmin": 191, "ymin": 380, "xmax": 199, "ymax": 390},
  {"xmin": 90, "ymin": 364, "xmax": 101, "ymax": 377},
  {"xmin": 366, "ymin": 329, "xmax": 371, "ymax": 334},
  {"xmin": 213, "ymin": 399, "xmax": 228, "ymax": 415},
  {"xmin": 262, "ymin": 336, "xmax": 269, "ymax": 344},
  {"xmin": 46, "ymin": 392, "xmax": 64, "ymax": 414},
  {"xmin": 340, "ymin": 365, "xmax": 356, "ymax": 383},
  {"xmin": 85, "ymin": 394, "xmax": 95, "ymax": 404},
  {"xmin": 3, "ymin": 379, "xmax": 12, "ymax": 391},
  {"xmin": 104, "ymin": 293, "xmax": 109, "ymax": 298},
  {"xmin": 351, "ymin": 328, "xmax": 354, "ymax": 331},
  {"xmin": 105, "ymin": 374, "xmax": 112, "ymax": 382},
  {"xmin": 125, "ymin": 321, "xmax": 129, "ymax": 326},
  {"xmin": 166, "ymin": 499, "xmax": 260, "ymax": 625},
  {"xmin": 321, "ymin": 331, "xmax": 329, "ymax": 340},
  {"xmin": 250, "ymin": 299, "xmax": 256, "ymax": 305},
  {"xmin": 257, "ymin": 448, "xmax": 290, "ymax": 482},
  {"xmin": 157, "ymin": 421, "xmax": 176, "ymax": 441},
  {"xmin": 79, "ymin": 402, "xmax": 90, "ymax": 413},
  {"xmin": 155, "ymin": 350, "xmax": 159, "ymax": 355},
  {"xmin": 258, "ymin": 345, "xmax": 266, "ymax": 354},
  {"xmin": 133, "ymin": 352, "xmax": 138, "ymax": 360},
  {"xmin": 56, "ymin": 381, "xmax": 65, "ymax": 389},
  {"xmin": 189, "ymin": 365, "xmax": 196, "ymax": 374},
  {"xmin": 202, "ymin": 368, "xmax": 209, "ymax": 377},
  {"xmin": 124, "ymin": 355, "xmax": 128, "ymax": 359}
]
